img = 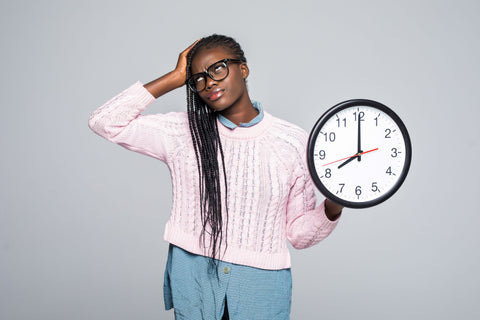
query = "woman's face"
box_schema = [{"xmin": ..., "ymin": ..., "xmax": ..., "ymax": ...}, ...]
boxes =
[{"xmin": 190, "ymin": 46, "xmax": 249, "ymax": 113}]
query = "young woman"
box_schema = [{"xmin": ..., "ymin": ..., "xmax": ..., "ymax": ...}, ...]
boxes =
[{"xmin": 89, "ymin": 34, "xmax": 343, "ymax": 320}]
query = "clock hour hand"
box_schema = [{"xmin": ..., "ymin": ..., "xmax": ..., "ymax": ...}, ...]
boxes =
[
  {"xmin": 338, "ymin": 153, "xmax": 360, "ymax": 169},
  {"xmin": 321, "ymin": 148, "xmax": 379, "ymax": 169}
]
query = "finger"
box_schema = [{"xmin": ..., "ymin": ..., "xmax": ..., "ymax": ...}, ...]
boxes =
[{"xmin": 181, "ymin": 38, "xmax": 201, "ymax": 56}]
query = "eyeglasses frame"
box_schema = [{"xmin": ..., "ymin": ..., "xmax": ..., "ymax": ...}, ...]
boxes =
[{"xmin": 186, "ymin": 58, "xmax": 245, "ymax": 92}]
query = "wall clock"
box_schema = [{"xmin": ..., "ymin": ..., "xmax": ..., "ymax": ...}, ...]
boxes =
[{"xmin": 307, "ymin": 99, "xmax": 412, "ymax": 208}]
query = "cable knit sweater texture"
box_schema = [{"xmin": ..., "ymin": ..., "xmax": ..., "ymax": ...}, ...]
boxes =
[{"xmin": 89, "ymin": 82, "xmax": 339, "ymax": 270}]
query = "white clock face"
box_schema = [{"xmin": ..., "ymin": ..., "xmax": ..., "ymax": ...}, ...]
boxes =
[{"xmin": 308, "ymin": 101, "xmax": 411, "ymax": 208}]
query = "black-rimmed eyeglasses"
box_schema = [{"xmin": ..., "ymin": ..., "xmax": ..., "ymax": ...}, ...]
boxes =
[{"xmin": 186, "ymin": 58, "xmax": 244, "ymax": 93}]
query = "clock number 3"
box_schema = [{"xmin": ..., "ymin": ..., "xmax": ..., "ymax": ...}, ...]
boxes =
[{"xmin": 391, "ymin": 148, "xmax": 400, "ymax": 158}]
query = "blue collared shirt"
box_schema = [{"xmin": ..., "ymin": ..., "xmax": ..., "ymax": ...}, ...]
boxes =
[{"xmin": 217, "ymin": 101, "xmax": 264, "ymax": 129}]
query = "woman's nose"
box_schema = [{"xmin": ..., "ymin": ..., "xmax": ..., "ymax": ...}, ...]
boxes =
[{"xmin": 205, "ymin": 76, "xmax": 217, "ymax": 90}]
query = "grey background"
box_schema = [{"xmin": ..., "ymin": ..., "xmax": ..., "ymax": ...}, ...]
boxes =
[{"xmin": 1, "ymin": 0, "xmax": 479, "ymax": 319}]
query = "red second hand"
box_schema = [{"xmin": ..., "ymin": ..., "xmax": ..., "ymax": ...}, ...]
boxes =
[{"xmin": 322, "ymin": 148, "xmax": 379, "ymax": 167}]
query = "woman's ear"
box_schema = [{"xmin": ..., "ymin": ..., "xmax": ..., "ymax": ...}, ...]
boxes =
[{"xmin": 240, "ymin": 63, "xmax": 249, "ymax": 79}]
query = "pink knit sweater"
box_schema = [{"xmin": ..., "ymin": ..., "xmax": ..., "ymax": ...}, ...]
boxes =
[{"xmin": 89, "ymin": 82, "xmax": 339, "ymax": 270}]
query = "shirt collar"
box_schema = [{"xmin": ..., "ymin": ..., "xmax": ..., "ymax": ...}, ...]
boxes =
[{"xmin": 218, "ymin": 101, "xmax": 264, "ymax": 130}]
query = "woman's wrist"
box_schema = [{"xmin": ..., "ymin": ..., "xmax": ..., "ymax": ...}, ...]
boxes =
[{"xmin": 144, "ymin": 70, "xmax": 185, "ymax": 98}]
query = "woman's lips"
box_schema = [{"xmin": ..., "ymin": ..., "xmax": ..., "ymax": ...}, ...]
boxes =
[{"xmin": 207, "ymin": 89, "xmax": 224, "ymax": 101}]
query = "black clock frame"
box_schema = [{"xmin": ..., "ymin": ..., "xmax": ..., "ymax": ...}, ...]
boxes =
[{"xmin": 307, "ymin": 99, "xmax": 412, "ymax": 208}]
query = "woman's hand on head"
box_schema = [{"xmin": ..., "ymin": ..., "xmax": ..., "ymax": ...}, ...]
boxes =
[
  {"xmin": 144, "ymin": 39, "xmax": 200, "ymax": 98},
  {"xmin": 173, "ymin": 39, "xmax": 200, "ymax": 86}
]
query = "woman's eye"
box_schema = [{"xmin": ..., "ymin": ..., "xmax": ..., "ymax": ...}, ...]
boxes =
[
  {"xmin": 213, "ymin": 64, "xmax": 225, "ymax": 74},
  {"xmin": 195, "ymin": 76, "xmax": 205, "ymax": 82}
]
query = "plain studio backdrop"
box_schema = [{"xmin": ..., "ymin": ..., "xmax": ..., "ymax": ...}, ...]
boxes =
[{"xmin": 1, "ymin": 0, "xmax": 479, "ymax": 319}]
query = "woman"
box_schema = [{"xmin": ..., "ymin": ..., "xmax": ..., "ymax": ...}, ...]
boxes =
[{"xmin": 89, "ymin": 34, "xmax": 343, "ymax": 320}]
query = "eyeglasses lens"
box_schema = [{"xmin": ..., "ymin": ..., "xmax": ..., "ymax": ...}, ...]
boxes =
[{"xmin": 189, "ymin": 61, "xmax": 229, "ymax": 92}]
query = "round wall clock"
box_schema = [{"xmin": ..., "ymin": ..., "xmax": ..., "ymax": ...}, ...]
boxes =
[{"xmin": 307, "ymin": 99, "xmax": 412, "ymax": 208}]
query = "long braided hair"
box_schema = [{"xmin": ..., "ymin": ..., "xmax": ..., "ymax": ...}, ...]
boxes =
[{"xmin": 185, "ymin": 35, "xmax": 247, "ymax": 268}]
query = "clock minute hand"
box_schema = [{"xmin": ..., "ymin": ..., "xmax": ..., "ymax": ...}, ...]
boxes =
[{"xmin": 357, "ymin": 113, "xmax": 362, "ymax": 162}]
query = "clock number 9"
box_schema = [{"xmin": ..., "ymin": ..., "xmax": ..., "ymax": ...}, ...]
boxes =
[{"xmin": 318, "ymin": 150, "xmax": 326, "ymax": 160}]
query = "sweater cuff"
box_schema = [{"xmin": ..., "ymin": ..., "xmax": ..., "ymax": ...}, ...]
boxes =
[{"xmin": 130, "ymin": 81, "xmax": 156, "ymax": 106}]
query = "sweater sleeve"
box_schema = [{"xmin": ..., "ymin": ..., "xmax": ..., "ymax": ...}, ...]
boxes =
[
  {"xmin": 88, "ymin": 82, "xmax": 170, "ymax": 162},
  {"xmin": 285, "ymin": 134, "xmax": 340, "ymax": 249}
]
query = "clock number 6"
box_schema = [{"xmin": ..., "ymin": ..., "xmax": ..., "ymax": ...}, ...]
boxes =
[{"xmin": 355, "ymin": 186, "xmax": 362, "ymax": 199}]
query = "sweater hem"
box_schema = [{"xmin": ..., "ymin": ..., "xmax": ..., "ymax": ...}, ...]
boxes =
[{"xmin": 164, "ymin": 223, "xmax": 292, "ymax": 270}]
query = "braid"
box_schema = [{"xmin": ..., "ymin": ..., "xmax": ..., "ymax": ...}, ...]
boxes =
[{"xmin": 186, "ymin": 34, "xmax": 246, "ymax": 270}]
